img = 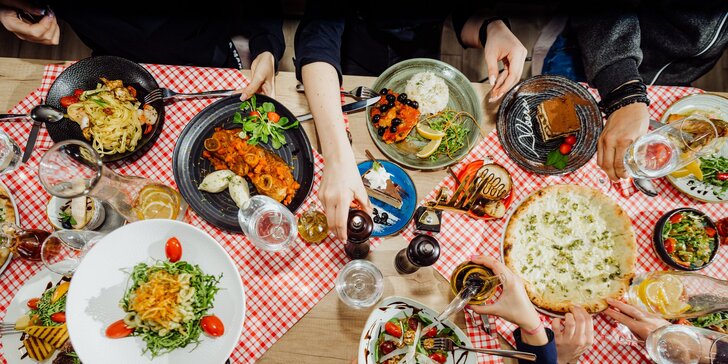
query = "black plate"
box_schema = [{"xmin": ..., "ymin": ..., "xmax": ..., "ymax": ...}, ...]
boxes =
[
  {"xmin": 46, "ymin": 56, "xmax": 164, "ymax": 162},
  {"xmin": 173, "ymin": 95, "xmax": 314, "ymax": 232},
  {"xmin": 497, "ymin": 75, "xmax": 602, "ymax": 175},
  {"xmin": 653, "ymin": 208, "xmax": 720, "ymax": 271}
]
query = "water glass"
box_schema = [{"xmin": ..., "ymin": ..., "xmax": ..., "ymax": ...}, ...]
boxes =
[
  {"xmin": 335, "ymin": 260, "xmax": 384, "ymax": 309},
  {"xmin": 41, "ymin": 230, "xmax": 105, "ymax": 276},
  {"xmin": 0, "ymin": 131, "xmax": 22, "ymax": 174},
  {"xmin": 237, "ymin": 195, "xmax": 296, "ymax": 252},
  {"xmin": 645, "ymin": 324, "xmax": 728, "ymax": 364}
]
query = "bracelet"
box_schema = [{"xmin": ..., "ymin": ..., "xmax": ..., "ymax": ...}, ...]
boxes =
[
  {"xmin": 479, "ymin": 17, "xmax": 511, "ymax": 48},
  {"xmin": 598, "ymin": 80, "xmax": 649, "ymax": 117},
  {"xmin": 603, "ymin": 94, "xmax": 650, "ymax": 118},
  {"xmin": 520, "ymin": 320, "xmax": 544, "ymax": 336}
]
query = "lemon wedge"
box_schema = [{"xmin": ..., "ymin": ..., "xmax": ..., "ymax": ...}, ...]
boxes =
[
  {"xmin": 416, "ymin": 138, "xmax": 442, "ymax": 158},
  {"xmin": 669, "ymin": 160, "xmax": 703, "ymax": 181},
  {"xmin": 416, "ymin": 124, "xmax": 446, "ymax": 140}
]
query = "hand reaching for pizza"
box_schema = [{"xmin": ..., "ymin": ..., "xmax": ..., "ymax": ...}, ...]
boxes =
[
  {"xmin": 553, "ymin": 306, "xmax": 594, "ymax": 364},
  {"xmin": 604, "ymin": 298, "xmax": 670, "ymax": 341},
  {"xmin": 467, "ymin": 255, "xmax": 547, "ymax": 345}
]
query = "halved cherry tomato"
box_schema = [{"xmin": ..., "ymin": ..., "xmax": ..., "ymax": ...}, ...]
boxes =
[
  {"xmin": 646, "ymin": 142, "xmax": 673, "ymax": 171},
  {"xmin": 51, "ymin": 312, "xmax": 66, "ymax": 323},
  {"xmin": 664, "ymin": 238, "xmax": 677, "ymax": 254},
  {"xmin": 424, "ymin": 326, "xmax": 438, "ymax": 338},
  {"xmin": 144, "ymin": 124, "xmax": 153, "ymax": 135},
  {"xmin": 126, "ymin": 85, "xmax": 137, "ymax": 98},
  {"xmin": 267, "ymin": 112, "xmax": 280, "ymax": 123},
  {"xmin": 249, "ymin": 111, "xmax": 260, "ymax": 117},
  {"xmin": 564, "ymin": 135, "xmax": 577, "ymax": 146},
  {"xmin": 717, "ymin": 173, "xmax": 728, "ymax": 181},
  {"xmin": 429, "ymin": 353, "xmax": 447, "ymax": 363},
  {"xmin": 165, "ymin": 237, "xmax": 182, "ymax": 262},
  {"xmin": 559, "ymin": 143, "xmax": 572, "ymax": 155},
  {"xmin": 60, "ymin": 96, "xmax": 79, "ymax": 108},
  {"xmin": 669, "ymin": 213, "xmax": 683, "ymax": 224},
  {"xmin": 705, "ymin": 227, "xmax": 717, "ymax": 237},
  {"xmin": 384, "ymin": 321, "xmax": 402, "ymax": 338},
  {"xmin": 106, "ymin": 319, "xmax": 134, "ymax": 338},
  {"xmin": 200, "ymin": 315, "xmax": 224, "ymax": 337},
  {"xmin": 27, "ymin": 298, "xmax": 39, "ymax": 310},
  {"xmin": 73, "ymin": 89, "xmax": 84, "ymax": 97}
]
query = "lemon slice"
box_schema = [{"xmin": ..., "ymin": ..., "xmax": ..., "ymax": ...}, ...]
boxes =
[
  {"xmin": 416, "ymin": 124, "xmax": 446, "ymax": 140},
  {"xmin": 664, "ymin": 301, "xmax": 692, "ymax": 316},
  {"xmin": 669, "ymin": 160, "xmax": 703, "ymax": 181},
  {"xmin": 134, "ymin": 185, "xmax": 181, "ymax": 220},
  {"xmin": 416, "ymin": 138, "xmax": 442, "ymax": 159},
  {"xmin": 657, "ymin": 274, "xmax": 685, "ymax": 302},
  {"xmin": 139, "ymin": 201, "xmax": 175, "ymax": 220}
]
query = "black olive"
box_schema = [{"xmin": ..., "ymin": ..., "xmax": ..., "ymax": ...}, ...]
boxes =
[
  {"xmin": 372, "ymin": 114, "xmax": 380, "ymax": 122},
  {"xmin": 398, "ymin": 93, "xmax": 408, "ymax": 102},
  {"xmin": 380, "ymin": 88, "xmax": 388, "ymax": 95},
  {"xmin": 391, "ymin": 118, "xmax": 401, "ymax": 126},
  {"xmin": 377, "ymin": 127, "xmax": 386, "ymax": 136},
  {"xmin": 388, "ymin": 100, "xmax": 396, "ymax": 107},
  {"xmin": 381, "ymin": 212, "xmax": 389, "ymax": 220},
  {"xmin": 379, "ymin": 105, "xmax": 389, "ymax": 112},
  {"xmin": 385, "ymin": 94, "xmax": 395, "ymax": 103},
  {"xmin": 389, "ymin": 125, "xmax": 397, "ymax": 133},
  {"xmin": 61, "ymin": 220, "xmax": 73, "ymax": 229},
  {"xmin": 409, "ymin": 100, "xmax": 419, "ymax": 109}
]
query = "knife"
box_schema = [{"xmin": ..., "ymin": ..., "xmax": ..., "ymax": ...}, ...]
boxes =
[
  {"xmin": 22, "ymin": 120, "xmax": 41, "ymax": 162},
  {"xmin": 0, "ymin": 114, "xmax": 29, "ymax": 121},
  {"xmin": 296, "ymin": 96, "xmax": 381, "ymax": 122}
]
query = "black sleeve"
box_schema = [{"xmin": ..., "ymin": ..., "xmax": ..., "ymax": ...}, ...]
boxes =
[
  {"xmin": 451, "ymin": 4, "xmax": 499, "ymax": 49},
  {"xmin": 240, "ymin": 1, "xmax": 285, "ymax": 70},
  {"xmin": 570, "ymin": 4, "xmax": 644, "ymax": 98},
  {"xmin": 293, "ymin": 0, "xmax": 345, "ymax": 83},
  {"xmin": 513, "ymin": 328, "xmax": 558, "ymax": 364}
]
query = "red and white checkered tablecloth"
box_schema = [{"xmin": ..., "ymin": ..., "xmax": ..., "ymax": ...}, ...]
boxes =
[
  {"xmin": 401, "ymin": 85, "xmax": 728, "ymax": 364},
  {"xmin": 0, "ymin": 63, "xmax": 378, "ymax": 364}
]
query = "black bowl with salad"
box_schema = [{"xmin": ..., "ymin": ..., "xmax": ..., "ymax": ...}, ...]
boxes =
[{"xmin": 653, "ymin": 208, "xmax": 720, "ymax": 270}]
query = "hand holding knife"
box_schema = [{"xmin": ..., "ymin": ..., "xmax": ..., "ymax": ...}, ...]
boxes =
[{"xmin": 295, "ymin": 96, "xmax": 380, "ymax": 122}]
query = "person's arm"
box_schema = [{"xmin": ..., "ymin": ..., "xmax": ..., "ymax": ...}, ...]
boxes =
[
  {"xmin": 295, "ymin": 1, "xmax": 372, "ymax": 240},
  {"xmin": 238, "ymin": 1, "xmax": 284, "ymax": 99},
  {"xmin": 571, "ymin": 6, "xmax": 650, "ymax": 181},
  {"xmin": 0, "ymin": 0, "xmax": 58, "ymax": 45},
  {"xmin": 553, "ymin": 306, "xmax": 594, "ymax": 364}
]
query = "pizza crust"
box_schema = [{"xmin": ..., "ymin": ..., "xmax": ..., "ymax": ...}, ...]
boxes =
[
  {"xmin": 0, "ymin": 185, "xmax": 15, "ymax": 224},
  {"xmin": 503, "ymin": 185, "xmax": 636, "ymax": 314}
]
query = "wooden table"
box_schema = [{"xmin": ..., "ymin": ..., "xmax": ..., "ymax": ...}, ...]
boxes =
[{"xmin": 0, "ymin": 57, "xmax": 506, "ymax": 363}]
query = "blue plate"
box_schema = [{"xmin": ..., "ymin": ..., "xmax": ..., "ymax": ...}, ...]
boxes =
[{"xmin": 358, "ymin": 160, "xmax": 417, "ymax": 237}]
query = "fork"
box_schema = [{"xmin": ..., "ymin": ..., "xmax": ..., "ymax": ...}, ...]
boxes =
[
  {"xmin": 0, "ymin": 322, "xmax": 22, "ymax": 336},
  {"xmin": 295, "ymin": 84, "xmax": 378, "ymax": 101},
  {"xmin": 144, "ymin": 88, "xmax": 235, "ymax": 104},
  {"xmin": 427, "ymin": 337, "xmax": 537, "ymax": 362}
]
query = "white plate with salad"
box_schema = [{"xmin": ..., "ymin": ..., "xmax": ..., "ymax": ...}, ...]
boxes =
[
  {"xmin": 358, "ymin": 296, "xmax": 476, "ymax": 364},
  {"xmin": 66, "ymin": 220, "xmax": 245, "ymax": 364}
]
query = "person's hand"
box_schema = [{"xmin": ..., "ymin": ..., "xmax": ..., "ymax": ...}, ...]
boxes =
[
  {"xmin": 597, "ymin": 102, "xmax": 650, "ymax": 181},
  {"xmin": 238, "ymin": 52, "xmax": 276, "ymax": 100},
  {"xmin": 484, "ymin": 20, "xmax": 528, "ymax": 101},
  {"xmin": 554, "ymin": 306, "xmax": 594, "ymax": 364},
  {"xmin": 604, "ymin": 298, "xmax": 670, "ymax": 341},
  {"xmin": 319, "ymin": 155, "xmax": 372, "ymax": 240},
  {"xmin": 0, "ymin": 1, "xmax": 58, "ymax": 45}
]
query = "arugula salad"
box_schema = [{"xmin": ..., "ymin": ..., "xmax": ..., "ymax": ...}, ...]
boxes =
[
  {"xmin": 699, "ymin": 154, "xmax": 728, "ymax": 197},
  {"xmin": 233, "ymin": 95, "xmax": 299, "ymax": 149},
  {"xmin": 375, "ymin": 313, "xmax": 462, "ymax": 364},
  {"xmin": 662, "ymin": 212, "xmax": 717, "ymax": 269}
]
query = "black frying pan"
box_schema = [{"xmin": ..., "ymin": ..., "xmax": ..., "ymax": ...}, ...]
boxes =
[
  {"xmin": 173, "ymin": 94, "xmax": 315, "ymax": 232},
  {"xmin": 45, "ymin": 56, "xmax": 164, "ymax": 162}
]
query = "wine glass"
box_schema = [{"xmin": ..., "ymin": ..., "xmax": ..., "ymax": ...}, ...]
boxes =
[
  {"xmin": 335, "ymin": 259, "xmax": 384, "ymax": 309},
  {"xmin": 41, "ymin": 230, "xmax": 105, "ymax": 276},
  {"xmin": 237, "ymin": 195, "xmax": 296, "ymax": 252},
  {"xmin": 0, "ymin": 131, "xmax": 22, "ymax": 174}
]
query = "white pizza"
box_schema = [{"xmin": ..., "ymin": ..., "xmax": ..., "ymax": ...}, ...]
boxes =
[{"xmin": 503, "ymin": 185, "xmax": 636, "ymax": 314}]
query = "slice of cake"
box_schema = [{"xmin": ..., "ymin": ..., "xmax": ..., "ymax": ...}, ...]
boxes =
[
  {"xmin": 362, "ymin": 161, "xmax": 403, "ymax": 209},
  {"xmin": 536, "ymin": 95, "xmax": 582, "ymax": 141}
]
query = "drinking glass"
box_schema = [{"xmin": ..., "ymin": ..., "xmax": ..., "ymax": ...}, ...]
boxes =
[
  {"xmin": 438, "ymin": 261, "xmax": 501, "ymax": 321},
  {"xmin": 335, "ymin": 260, "xmax": 384, "ymax": 309},
  {"xmin": 0, "ymin": 131, "xmax": 22, "ymax": 174},
  {"xmin": 37, "ymin": 140, "xmax": 187, "ymax": 222},
  {"xmin": 237, "ymin": 195, "xmax": 296, "ymax": 252},
  {"xmin": 627, "ymin": 271, "xmax": 728, "ymax": 319},
  {"xmin": 41, "ymin": 230, "xmax": 105, "ymax": 276},
  {"xmin": 624, "ymin": 114, "xmax": 720, "ymax": 179},
  {"xmin": 645, "ymin": 324, "xmax": 728, "ymax": 364},
  {"xmin": 0, "ymin": 223, "xmax": 51, "ymax": 261}
]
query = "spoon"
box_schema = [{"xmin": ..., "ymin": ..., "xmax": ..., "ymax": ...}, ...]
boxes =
[
  {"xmin": 0, "ymin": 104, "xmax": 64, "ymax": 123},
  {"xmin": 633, "ymin": 178, "xmax": 658, "ymax": 197}
]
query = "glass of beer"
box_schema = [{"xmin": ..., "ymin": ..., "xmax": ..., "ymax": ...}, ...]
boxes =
[{"xmin": 437, "ymin": 261, "xmax": 500, "ymax": 321}]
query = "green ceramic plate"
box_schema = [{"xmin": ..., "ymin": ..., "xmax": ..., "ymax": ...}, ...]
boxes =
[{"xmin": 367, "ymin": 58, "xmax": 484, "ymax": 170}]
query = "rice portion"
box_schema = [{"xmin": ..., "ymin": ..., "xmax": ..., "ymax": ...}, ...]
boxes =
[{"xmin": 405, "ymin": 71, "xmax": 449, "ymax": 115}]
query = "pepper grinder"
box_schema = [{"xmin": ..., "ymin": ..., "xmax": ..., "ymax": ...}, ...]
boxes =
[
  {"xmin": 344, "ymin": 209, "xmax": 374, "ymax": 259},
  {"xmin": 394, "ymin": 234, "xmax": 440, "ymax": 274}
]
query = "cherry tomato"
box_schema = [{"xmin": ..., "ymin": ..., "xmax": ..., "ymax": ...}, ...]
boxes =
[
  {"xmin": 144, "ymin": 124, "xmax": 153, "ymax": 135},
  {"xmin": 73, "ymin": 89, "xmax": 84, "ymax": 97},
  {"xmin": 200, "ymin": 315, "xmax": 225, "ymax": 337},
  {"xmin": 407, "ymin": 317, "xmax": 420, "ymax": 331},
  {"xmin": 60, "ymin": 96, "xmax": 79, "ymax": 108},
  {"xmin": 564, "ymin": 135, "xmax": 577, "ymax": 146},
  {"xmin": 126, "ymin": 85, "xmax": 137, "ymax": 98},
  {"xmin": 646, "ymin": 142, "xmax": 673, "ymax": 170},
  {"xmin": 705, "ymin": 227, "xmax": 717, "ymax": 237},
  {"xmin": 384, "ymin": 321, "xmax": 402, "ymax": 338},
  {"xmin": 51, "ymin": 312, "xmax": 66, "ymax": 323},
  {"xmin": 249, "ymin": 111, "xmax": 260, "ymax": 117},
  {"xmin": 27, "ymin": 298, "xmax": 39, "ymax": 310},
  {"xmin": 165, "ymin": 237, "xmax": 182, "ymax": 262},
  {"xmin": 424, "ymin": 326, "xmax": 438, "ymax": 338},
  {"xmin": 669, "ymin": 213, "xmax": 683, "ymax": 224},
  {"xmin": 379, "ymin": 341, "xmax": 396, "ymax": 355},
  {"xmin": 267, "ymin": 112, "xmax": 280, "ymax": 123},
  {"xmin": 429, "ymin": 353, "xmax": 447, "ymax": 363},
  {"xmin": 717, "ymin": 173, "xmax": 728, "ymax": 181},
  {"xmin": 664, "ymin": 238, "xmax": 677, "ymax": 254},
  {"xmin": 559, "ymin": 143, "xmax": 572, "ymax": 155},
  {"xmin": 106, "ymin": 319, "xmax": 134, "ymax": 338}
]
